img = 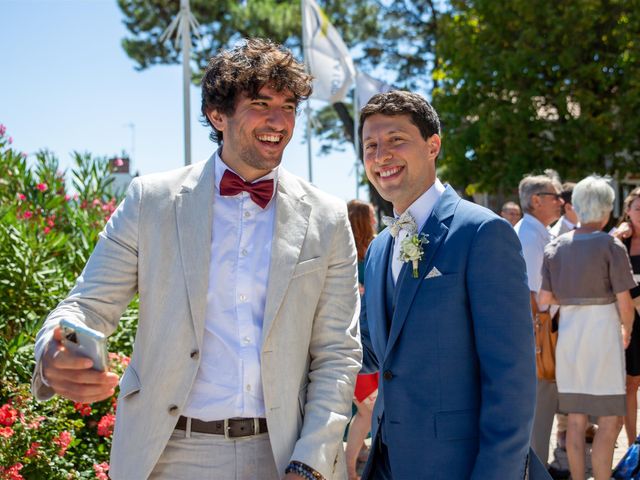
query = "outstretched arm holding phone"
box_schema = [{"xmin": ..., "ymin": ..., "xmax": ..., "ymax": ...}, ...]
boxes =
[{"xmin": 40, "ymin": 326, "xmax": 119, "ymax": 404}]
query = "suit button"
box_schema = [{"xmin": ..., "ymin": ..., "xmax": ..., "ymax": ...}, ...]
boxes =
[
  {"xmin": 383, "ymin": 370, "xmax": 393, "ymax": 380},
  {"xmin": 190, "ymin": 349, "xmax": 199, "ymax": 359},
  {"xmin": 168, "ymin": 405, "xmax": 179, "ymax": 415}
]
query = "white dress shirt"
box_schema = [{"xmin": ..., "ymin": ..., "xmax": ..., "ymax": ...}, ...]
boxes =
[
  {"xmin": 514, "ymin": 212, "xmax": 551, "ymax": 301},
  {"xmin": 183, "ymin": 150, "xmax": 276, "ymax": 420},
  {"xmin": 391, "ymin": 179, "xmax": 446, "ymax": 283},
  {"xmin": 549, "ymin": 215, "xmax": 576, "ymax": 238}
]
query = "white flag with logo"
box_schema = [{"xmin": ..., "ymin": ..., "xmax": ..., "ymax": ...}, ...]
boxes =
[
  {"xmin": 302, "ymin": 0, "xmax": 355, "ymax": 103},
  {"xmin": 356, "ymin": 70, "xmax": 393, "ymax": 108}
]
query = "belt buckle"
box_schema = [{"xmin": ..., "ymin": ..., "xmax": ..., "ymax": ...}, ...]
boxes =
[{"xmin": 223, "ymin": 418, "xmax": 231, "ymax": 440}]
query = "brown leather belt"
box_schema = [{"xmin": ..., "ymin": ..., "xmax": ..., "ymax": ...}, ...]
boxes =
[{"xmin": 175, "ymin": 416, "xmax": 268, "ymax": 439}]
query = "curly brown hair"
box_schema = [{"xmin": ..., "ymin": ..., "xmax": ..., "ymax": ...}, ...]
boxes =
[
  {"xmin": 358, "ymin": 90, "xmax": 441, "ymax": 152},
  {"xmin": 200, "ymin": 38, "xmax": 313, "ymax": 144},
  {"xmin": 347, "ymin": 199, "xmax": 375, "ymax": 261}
]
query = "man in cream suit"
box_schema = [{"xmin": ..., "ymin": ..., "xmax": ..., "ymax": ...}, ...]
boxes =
[
  {"xmin": 32, "ymin": 38, "xmax": 361, "ymax": 480},
  {"xmin": 357, "ymin": 91, "xmax": 549, "ymax": 479}
]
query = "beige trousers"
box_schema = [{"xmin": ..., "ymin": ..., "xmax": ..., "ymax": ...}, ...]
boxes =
[{"xmin": 149, "ymin": 428, "xmax": 280, "ymax": 480}]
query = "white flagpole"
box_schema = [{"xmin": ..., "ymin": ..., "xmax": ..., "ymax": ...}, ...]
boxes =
[
  {"xmin": 353, "ymin": 86, "xmax": 360, "ymax": 199},
  {"xmin": 161, "ymin": 0, "xmax": 201, "ymax": 167},
  {"xmin": 301, "ymin": 0, "xmax": 314, "ymax": 182},
  {"xmin": 181, "ymin": 0, "xmax": 191, "ymax": 166}
]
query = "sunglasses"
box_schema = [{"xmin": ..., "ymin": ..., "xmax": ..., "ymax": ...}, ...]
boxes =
[{"xmin": 536, "ymin": 192, "xmax": 562, "ymax": 200}]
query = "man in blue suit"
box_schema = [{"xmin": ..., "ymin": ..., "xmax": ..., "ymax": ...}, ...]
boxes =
[{"xmin": 358, "ymin": 90, "xmax": 548, "ymax": 479}]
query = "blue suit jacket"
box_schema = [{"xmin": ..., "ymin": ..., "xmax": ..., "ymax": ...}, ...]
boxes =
[{"xmin": 360, "ymin": 186, "xmax": 543, "ymax": 479}]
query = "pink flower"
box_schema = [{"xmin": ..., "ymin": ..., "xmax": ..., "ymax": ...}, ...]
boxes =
[
  {"xmin": 47, "ymin": 219, "xmax": 55, "ymax": 227},
  {"xmin": 93, "ymin": 462, "xmax": 109, "ymax": 480},
  {"xmin": 43, "ymin": 227, "xmax": 51, "ymax": 234},
  {"xmin": 1, "ymin": 463, "xmax": 24, "ymax": 480},
  {"xmin": 25, "ymin": 416, "xmax": 44, "ymax": 429},
  {"xmin": 0, "ymin": 426, "xmax": 14, "ymax": 438},
  {"xmin": 36, "ymin": 183, "xmax": 48, "ymax": 192},
  {"xmin": 22, "ymin": 211, "xmax": 33, "ymax": 220},
  {"xmin": 92, "ymin": 198, "xmax": 102, "ymax": 207},
  {"xmin": 97, "ymin": 413, "xmax": 116, "ymax": 437},
  {"xmin": 0, "ymin": 403, "xmax": 18, "ymax": 426},
  {"xmin": 114, "ymin": 158, "xmax": 124, "ymax": 167},
  {"xmin": 64, "ymin": 194, "xmax": 71, "ymax": 202},
  {"xmin": 25, "ymin": 442, "xmax": 40, "ymax": 458},
  {"xmin": 0, "ymin": 124, "xmax": 5, "ymax": 136},
  {"xmin": 53, "ymin": 430, "xmax": 72, "ymax": 456},
  {"xmin": 17, "ymin": 193, "xmax": 26, "ymax": 201},
  {"xmin": 21, "ymin": 152, "xmax": 27, "ymax": 158},
  {"xmin": 8, "ymin": 136, "xmax": 12, "ymax": 144},
  {"xmin": 74, "ymin": 402, "xmax": 92, "ymax": 417}
]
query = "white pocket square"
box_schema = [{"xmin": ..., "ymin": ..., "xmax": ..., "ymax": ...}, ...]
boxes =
[{"xmin": 425, "ymin": 267, "xmax": 442, "ymax": 279}]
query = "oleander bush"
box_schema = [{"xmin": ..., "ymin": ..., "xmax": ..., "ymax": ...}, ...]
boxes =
[{"xmin": 0, "ymin": 124, "xmax": 138, "ymax": 479}]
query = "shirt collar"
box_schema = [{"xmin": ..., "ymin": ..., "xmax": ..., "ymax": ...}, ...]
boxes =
[
  {"xmin": 561, "ymin": 216, "xmax": 576, "ymax": 230},
  {"xmin": 213, "ymin": 147, "xmax": 278, "ymax": 199},
  {"xmin": 395, "ymin": 178, "xmax": 446, "ymax": 231},
  {"xmin": 520, "ymin": 213, "xmax": 550, "ymax": 237}
]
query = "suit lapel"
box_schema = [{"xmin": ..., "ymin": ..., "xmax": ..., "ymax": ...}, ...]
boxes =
[
  {"xmin": 368, "ymin": 231, "xmax": 394, "ymax": 356},
  {"xmin": 175, "ymin": 158, "xmax": 215, "ymax": 346},
  {"xmin": 384, "ymin": 186, "xmax": 459, "ymax": 358},
  {"xmin": 262, "ymin": 170, "xmax": 311, "ymax": 343}
]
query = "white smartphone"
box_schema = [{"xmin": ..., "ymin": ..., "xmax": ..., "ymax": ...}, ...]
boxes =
[{"xmin": 59, "ymin": 319, "xmax": 108, "ymax": 372}]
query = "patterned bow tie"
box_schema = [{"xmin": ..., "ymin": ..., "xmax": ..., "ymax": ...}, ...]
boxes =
[
  {"xmin": 382, "ymin": 211, "xmax": 418, "ymax": 238},
  {"xmin": 219, "ymin": 169, "xmax": 274, "ymax": 209}
]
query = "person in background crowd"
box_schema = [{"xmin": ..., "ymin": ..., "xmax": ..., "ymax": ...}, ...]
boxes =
[
  {"xmin": 549, "ymin": 182, "xmax": 578, "ymax": 237},
  {"xmin": 501, "ymin": 200, "xmax": 523, "ymax": 226},
  {"xmin": 617, "ymin": 187, "xmax": 640, "ymax": 446},
  {"xmin": 31, "ymin": 38, "xmax": 361, "ymax": 480},
  {"xmin": 547, "ymin": 181, "xmax": 578, "ymax": 454},
  {"xmin": 539, "ymin": 175, "xmax": 636, "ymax": 480},
  {"xmin": 346, "ymin": 199, "xmax": 379, "ymax": 480},
  {"xmin": 515, "ymin": 172, "xmax": 563, "ymax": 469}
]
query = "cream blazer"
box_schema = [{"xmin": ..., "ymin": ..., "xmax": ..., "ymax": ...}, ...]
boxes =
[{"xmin": 32, "ymin": 157, "xmax": 362, "ymax": 479}]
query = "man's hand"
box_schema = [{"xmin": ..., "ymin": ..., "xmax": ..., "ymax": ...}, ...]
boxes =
[{"xmin": 41, "ymin": 326, "xmax": 120, "ymax": 403}]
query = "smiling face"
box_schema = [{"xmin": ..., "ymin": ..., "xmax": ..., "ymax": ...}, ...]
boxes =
[
  {"xmin": 362, "ymin": 113, "xmax": 441, "ymax": 213},
  {"xmin": 207, "ymin": 85, "xmax": 296, "ymax": 181}
]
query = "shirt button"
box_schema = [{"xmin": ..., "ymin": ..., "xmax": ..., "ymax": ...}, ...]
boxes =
[
  {"xmin": 168, "ymin": 405, "xmax": 179, "ymax": 415},
  {"xmin": 243, "ymin": 336, "xmax": 251, "ymax": 345},
  {"xmin": 239, "ymin": 294, "xmax": 247, "ymax": 302},
  {"xmin": 241, "ymin": 249, "xmax": 248, "ymax": 257},
  {"xmin": 244, "ymin": 211, "xmax": 251, "ymax": 218},
  {"xmin": 190, "ymin": 349, "xmax": 199, "ymax": 359},
  {"xmin": 246, "ymin": 384, "xmax": 251, "ymax": 392},
  {"xmin": 383, "ymin": 370, "xmax": 393, "ymax": 381}
]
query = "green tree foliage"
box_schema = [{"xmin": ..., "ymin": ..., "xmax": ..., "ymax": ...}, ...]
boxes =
[{"xmin": 433, "ymin": 0, "xmax": 640, "ymax": 194}]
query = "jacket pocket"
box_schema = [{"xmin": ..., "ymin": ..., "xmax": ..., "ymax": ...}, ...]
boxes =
[
  {"xmin": 291, "ymin": 257, "xmax": 323, "ymax": 279},
  {"xmin": 434, "ymin": 409, "xmax": 479, "ymax": 440},
  {"xmin": 118, "ymin": 365, "xmax": 141, "ymax": 399},
  {"xmin": 423, "ymin": 273, "xmax": 460, "ymax": 288}
]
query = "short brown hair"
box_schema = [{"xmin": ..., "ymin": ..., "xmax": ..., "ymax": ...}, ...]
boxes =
[
  {"xmin": 347, "ymin": 199, "xmax": 375, "ymax": 261},
  {"xmin": 359, "ymin": 90, "xmax": 441, "ymax": 151},
  {"xmin": 201, "ymin": 38, "xmax": 313, "ymax": 143}
]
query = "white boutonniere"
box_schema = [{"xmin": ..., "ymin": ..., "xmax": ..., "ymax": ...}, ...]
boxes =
[{"xmin": 399, "ymin": 233, "xmax": 429, "ymax": 278}]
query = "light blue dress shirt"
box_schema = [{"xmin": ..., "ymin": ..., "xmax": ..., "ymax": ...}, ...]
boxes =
[{"xmin": 183, "ymin": 150, "xmax": 277, "ymax": 420}]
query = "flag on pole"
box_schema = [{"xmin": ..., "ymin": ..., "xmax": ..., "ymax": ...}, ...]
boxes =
[
  {"xmin": 356, "ymin": 70, "xmax": 393, "ymax": 108},
  {"xmin": 302, "ymin": 0, "xmax": 355, "ymax": 103}
]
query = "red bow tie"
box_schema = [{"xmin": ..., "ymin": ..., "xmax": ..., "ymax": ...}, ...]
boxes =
[{"xmin": 219, "ymin": 169, "xmax": 274, "ymax": 209}]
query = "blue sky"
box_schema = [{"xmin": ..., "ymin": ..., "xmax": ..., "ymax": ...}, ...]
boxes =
[{"xmin": 1, "ymin": 0, "xmax": 365, "ymax": 201}]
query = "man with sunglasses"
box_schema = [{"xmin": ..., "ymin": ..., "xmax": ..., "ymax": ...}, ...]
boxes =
[{"xmin": 515, "ymin": 173, "xmax": 564, "ymax": 473}]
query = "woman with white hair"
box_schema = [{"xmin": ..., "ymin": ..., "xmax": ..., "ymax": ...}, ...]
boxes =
[{"xmin": 539, "ymin": 175, "xmax": 636, "ymax": 480}]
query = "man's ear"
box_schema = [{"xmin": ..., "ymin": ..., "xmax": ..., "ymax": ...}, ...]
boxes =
[
  {"xmin": 207, "ymin": 110, "xmax": 226, "ymax": 132},
  {"xmin": 428, "ymin": 134, "xmax": 441, "ymax": 159}
]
